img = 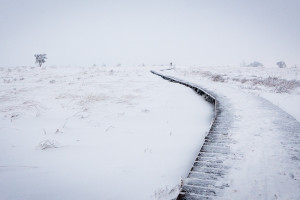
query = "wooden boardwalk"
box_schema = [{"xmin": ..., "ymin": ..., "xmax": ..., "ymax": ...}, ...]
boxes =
[{"xmin": 151, "ymin": 71, "xmax": 300, "ymax": 200}]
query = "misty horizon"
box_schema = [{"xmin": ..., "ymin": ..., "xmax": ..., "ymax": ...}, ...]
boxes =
[{"xmin": 1, "ymin": 0, "xmax": 299, "ymax": 67}]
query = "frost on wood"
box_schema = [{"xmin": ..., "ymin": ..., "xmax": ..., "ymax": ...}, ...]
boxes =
[{"xmin": 38, "ymin": 140, "xmax": 60, "ymax": 150}]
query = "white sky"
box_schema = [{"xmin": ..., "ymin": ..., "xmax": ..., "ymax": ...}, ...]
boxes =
[{"xmin": 0, "ymin": 0, "xmax": 299, "ymax": 67}]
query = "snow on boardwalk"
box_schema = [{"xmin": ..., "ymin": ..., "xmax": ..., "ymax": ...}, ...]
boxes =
[{"xmin": 153, "ymin": 71, "xmax": 300, "ymax": 200}]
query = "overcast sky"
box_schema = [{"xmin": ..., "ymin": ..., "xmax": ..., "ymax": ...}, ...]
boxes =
[{"xmin": 0, "ymin": 0, "xmax": 299, "ymax": 67}]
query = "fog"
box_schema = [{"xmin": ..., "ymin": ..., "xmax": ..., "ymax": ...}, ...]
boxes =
[{"xmin": 0, "ymin": 0, "xmax": 299, "ymax": 67}]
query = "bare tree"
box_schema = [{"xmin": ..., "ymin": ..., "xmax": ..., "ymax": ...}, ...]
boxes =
[{"xmin": 34, "ymin": 54, "xmax": 47, "ymax": 67}]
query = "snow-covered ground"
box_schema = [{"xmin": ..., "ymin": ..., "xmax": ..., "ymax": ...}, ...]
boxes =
[
  {"xmin": 161, "ymin": 65, "xmax": 300, "ymax": 200},
  {"xmin": 1, "ymin": 64, "xmax": 300, "ymax": 200},
  {"xmin": 167, "ymin": 65, "xmax": 300, "ymax": 123},
  {"xmin": 0, "ymin": 66, "xmax": 214, "ymax": 200}
]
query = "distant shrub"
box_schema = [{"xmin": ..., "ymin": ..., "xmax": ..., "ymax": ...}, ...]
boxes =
[
  {"xmin": 211, "ymin": 74, "xmax": 225, "ymax": 82},
  {"xmin": 276, "ymin": 61, "xmax": 287, "ymax": 68},
  {"xmin": 249, "ymin": 76, "xmax": 300, "ymax": 93},
  {"xmin": 38, "ymin": 140, "xmax": 60, "ymax": 150},
  {"xmin": 230, "ymin": 75, "xmax": 300, "ymax": 93},
  {"xmin": 248, "ymin": 61, "xmax": 263, "ymax": 67}
]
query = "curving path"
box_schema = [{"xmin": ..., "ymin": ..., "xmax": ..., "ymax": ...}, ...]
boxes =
[{"xmin": 152, "ymin": 71, "xmax": 300, "ymax": 200}]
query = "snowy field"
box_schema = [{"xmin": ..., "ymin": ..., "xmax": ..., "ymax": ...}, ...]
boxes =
[
  {"xmin": 0, "ymin": 66, "xmax": 214, "ymax": 200},
  {"xmin": 1, "ymin": 64, "xmax": 300, "ymax": 200},
  {"xmin": 165, "ymin": 65, "xmax": 300, "ymax": 122}
]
